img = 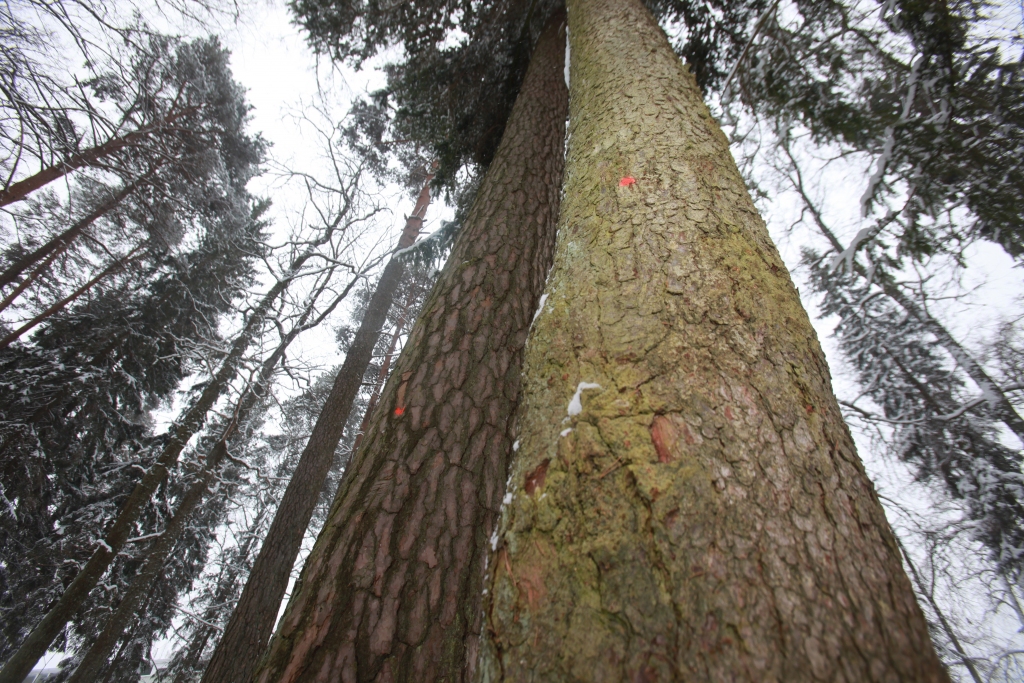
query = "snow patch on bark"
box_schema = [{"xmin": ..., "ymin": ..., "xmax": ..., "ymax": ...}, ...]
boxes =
[
  {"xmin": 532, "ymin": 293, "xmax": 549, "ymax": 324},
  {"xmin": 567, "ymin": 382, "xmax": 602, "ymax": 416}
]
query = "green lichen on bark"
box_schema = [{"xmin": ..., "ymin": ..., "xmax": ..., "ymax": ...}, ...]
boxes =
[{"xmin": 478, "ymin": 0, "xmax": 950, "ymax": 681}]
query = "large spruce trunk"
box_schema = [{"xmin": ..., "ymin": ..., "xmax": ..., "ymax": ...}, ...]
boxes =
[
  {"xmin": 477, "ymin": 0, "xmax": 949, "ymax": 680},
  {"xmin": 253, "ymin": 15, "xmax": 568, "ymax": 683}
]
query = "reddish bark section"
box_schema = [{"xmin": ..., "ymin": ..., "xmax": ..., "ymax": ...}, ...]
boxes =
[{"xmin": 253, "ymin": 15, "xmax": 567, "ymax": 683}]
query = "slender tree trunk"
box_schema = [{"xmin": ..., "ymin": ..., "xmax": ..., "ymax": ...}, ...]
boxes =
[
  {"xmin": 0, "ymin": 242, "xmax": 66, "ymax": 316},
  {"xmin": 352, "ymin": 291, "xmax": 412, "ymax": 453},
  {"xmin": 64, "ymin": 272, "xmax": 340, "ymax": 683},
  {"xmin": 200, "ymin": 172, "xmax": 438, "ymax": 683},
  {"xmin": 165, "ymin": 508, "xmax": 269, "ymax": 683},
  {"xmin": 784, "ymin": 155, "xmax": 1024, "ymax": 446},
  {"xmin": 0, "ymin": 180, "xmax": 138, "ymax": 291},
  {"xmin": 0, "ymin": 108, "xmax": 195, "ymax": 207},
  {"xmin": 0, "ymin": 246, "xmax": 312, "ymax": 683},
  {"xmin": 894, "ymin": 536, "xmax": 983, "ymax": 683},
  {"xmin": 478, "ymin": 0, "xmax": 949, "ymax": 681},
  {"xmin": 251, "ymin": 16, "xmax": 568, "ymax": 683},
  {"xmin": 0, "ymin": 244, "xmax": 144, "ymax": 351}
]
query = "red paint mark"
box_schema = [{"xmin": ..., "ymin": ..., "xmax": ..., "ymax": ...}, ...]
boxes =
[
  {"xmin": 619, "ymin": 176, "xmax": 636, "ymax": 187},
  {"xmin": 650, "ymin": 415, "xmax": 675, "ymax": 463},
  {"xmin": 524, "ymin": 459, "xmax": 550, "ymax": 496},
  {"xmin": 394, "ymin": 406, "xmax": 405, "ymax": 416},
  {"xmin": 805, "ymin": 404, "xmax": 815, "ymax": 414}
]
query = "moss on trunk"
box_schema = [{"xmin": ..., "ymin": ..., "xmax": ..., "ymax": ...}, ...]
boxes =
[{"xmin": 478, "ymin": 0, "xmax": 949, "ymax": 680}]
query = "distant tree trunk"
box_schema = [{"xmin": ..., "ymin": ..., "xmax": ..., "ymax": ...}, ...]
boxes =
[
  {"xmin": 0, "ymin": 180, "xmax": 138, "ymax": 291},
  {"xmin": 0, "ymin": 110, "xmax": 194, "ymax": 208},
  {"xmin": 0, "ymin": 243, "xmax": 144, "ymax": 351},
  {"xmin": 0, "ymin": 238, "xmax": 320, "ymax": 683},
  {"xmin": 164, "ymin": 509, "xmax": 267, "ymax": 683},
  {"xmin": 477, "ymin": 0, "xmax": 949, "ymax": 681},
  {"xmin": 786, "ymin": 168, "xmax": 1024, "ymax": 446},
  {"xmin": 63, "ymin": 268, "xmax": 343, "ymax": 683},
  {"xmin": 251, "ymin": 15, "xmax": 567, "ymax": 683},
  {"xmin": 199, "ymin": 171, "xmax": 436, "ymax": 683},
  {"xmin": 352, "ymin": 290, "xmax": 413, "ymax": 453}
]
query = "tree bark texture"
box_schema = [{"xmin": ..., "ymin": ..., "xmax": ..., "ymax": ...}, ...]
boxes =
[
  {"xmin": 477, "ymin": 0, "xmax": 949, "ymax": 681},
  {"xmin": 253, "ymin": 16, "xmax": 567, "ymax": 683},
  {"xmin": 0, "ymin": 180, "xmax": 138, "ymax": 292},
  {"xmin": 200, "ymin": 177, "xmax": 435, "ymax": 683}
]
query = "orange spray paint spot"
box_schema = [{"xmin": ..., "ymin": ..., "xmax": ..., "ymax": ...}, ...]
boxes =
[
  {"xmin": 619, "ymin": 176, "xmax": 636, "ymax": 187},
  {"xmin": 394, "ymin": 407, "xmax": 405, "ymax": 416}
]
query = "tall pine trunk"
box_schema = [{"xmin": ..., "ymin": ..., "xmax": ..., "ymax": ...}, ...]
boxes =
[
  {"xmin": 0, "ymin": 180, "xmax": 138, "ymax": 291},
  {"xmin": 478, "ymin": 0, "xmax": 949, "ymax": 680},
  {"xmin": 199, "ymin": 174, "xmax": 435, "ymax": 683},
  {"xmin": 252, "ymin": 15, "xmax": 568, "ymax": 683}
]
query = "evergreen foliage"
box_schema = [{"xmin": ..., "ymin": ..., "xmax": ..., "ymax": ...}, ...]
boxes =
[
  {"xmin": 0, "ymin": 33, "xmax": 267, "ymax": 676},
  {"xmin": 807, "ymin": 251, "xmax": 1024, "ymax": 581}
]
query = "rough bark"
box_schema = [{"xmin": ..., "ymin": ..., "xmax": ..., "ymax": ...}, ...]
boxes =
[
  {"xmin": 199, "ymin": 175, "xmax": 436, "ymax": 683},
  {"xmin": 252, "ymin": 16, "xmax": 567, "ymax": 683},
  {"xmin": 477, "ymin": 0, "xmax": 950, "ymax": 681},
  {"xmin": 352, "ymin": 291, "xmax": 412, "ymax": 454}
]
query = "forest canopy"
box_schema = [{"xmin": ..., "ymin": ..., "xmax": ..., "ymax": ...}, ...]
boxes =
[{"xmin": 0, "ymin": 0, "xmax": 1021, "ymax": 681}]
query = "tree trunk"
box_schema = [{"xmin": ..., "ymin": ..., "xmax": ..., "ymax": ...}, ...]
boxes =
[
  {"xmin": 0, "ymin": 243, "xmax": 313, "ymax": 683},
  {"xmin": 0, "ymin": 109, "xmax": 196, "ymax": 208},
  {"xmin": 783, "ymin": 158, "xmax": 1024, "ymax": 447},
  {"xmin": 477, "ymin": 0, "xmax": 949, "ymax": 681},
  {"xmin": 352, "ymin": 290, "xmax": 413, "ymax": 453},
  {"xmin": 63, "ymin": 269, "xmax": 341, "ymax": 683},
  {"xmin": 252, "ymin": 15, "xmax": 568, "ymax": 683},
  {"xmin": 200, "ymin": 173, "xmax": 436, "ymax": 683},
  {"xmin": 0, "ymin": 243, "xmax": 144, "ymax": 351},
  {"xmin": 0, "ymin": 243, "xmax": 67, "ymax": 316},
  {"xmin": 0, "ymin": 180, "xmax": 138, "ymax": 292}
]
